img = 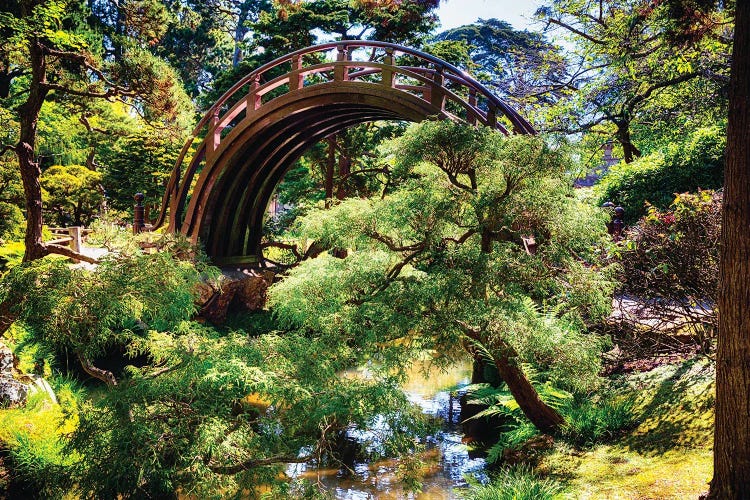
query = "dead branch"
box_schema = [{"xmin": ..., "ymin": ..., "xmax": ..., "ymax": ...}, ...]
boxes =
[{"xmin": 78, "ymin": 354, "xmax": 118, "ymax": 386}]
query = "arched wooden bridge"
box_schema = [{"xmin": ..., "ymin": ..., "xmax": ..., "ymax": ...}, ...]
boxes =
[{"xmin": 153, "ymin": 41, "xmax": 535, "ymax": 266}]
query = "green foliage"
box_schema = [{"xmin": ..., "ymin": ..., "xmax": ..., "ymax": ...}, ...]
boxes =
[
  {"xmin": 0, "ymin": 240, "xmax": 25, "ymax": 274},
  {"xmin": 0, "ymin": 244, "xmax": 431, "ymax": 497},
  {"xmin": 41, "ymin": 164, "xmax": 103, "ymax": 226},
  {"xmin": 560, "ymin": 395, "xmax": 638, "ymax": 447},
  {"xmin": 462, "ymin": 465, "xmax": 563, "ymax": 500},
  {"xmin": 0, "ymin": 251, "xmax": 208, "ymax": 361},
  {"xmin": 65, "ymin": 324, "xmax": 428, "ymax": 498},
  {"xmin": 270, "ymin": 122, "xmax": 615, "ymax": 420},
  {"xmin": 101, "ymin": 131, "xmax": 183, "ymax": 216},
  {"xmin": 464, "ymin": 380, "xmax": 566, "ymax": 464},
  {"xmin": 0, "ymin": 202, "xmax": 24, "ymax": 241},
  {"xmin": 535, "ymin": 0, "xmax": 730, "ymax": 160},
  {"xmin": 36, "ymin": 101, "xmax": 91, "ymax": 169},
  {"xmin": 435, "ymin": 18, "xmax": 568, "ymax": 120},
  {"xmin": 596, "ymin": 126, "xmax": 725, "ymax": 223},
  {"xmin": 0, "ymin": 388, "xmax": 79, "ymax": 498},
  {"xmin": 86, "ymin": 217, "xmax": 134, "ymax": 251}
]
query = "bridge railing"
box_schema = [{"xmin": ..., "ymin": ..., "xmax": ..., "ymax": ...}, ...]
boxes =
[{"xmin": 153, "ymin": 41, "xmax": 535, "ymax": 231}]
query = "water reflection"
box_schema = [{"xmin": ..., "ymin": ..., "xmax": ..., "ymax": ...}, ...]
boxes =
[{"xmin": 288, "ymin": 359, "xmax": 488, "ymax": 499}]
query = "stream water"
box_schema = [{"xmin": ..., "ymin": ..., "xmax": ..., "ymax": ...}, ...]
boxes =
[{"xmin": 288, "ymin": 359, "xmax": 488, "ymax": 499}]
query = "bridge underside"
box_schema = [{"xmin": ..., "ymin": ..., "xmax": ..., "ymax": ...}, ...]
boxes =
[{"xmin": 183, "ymin": 86, "xmax": 446, "ymax": 265}]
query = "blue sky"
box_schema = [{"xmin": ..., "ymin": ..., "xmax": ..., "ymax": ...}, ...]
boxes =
[{"xmin": 435, "ymin": 0, "xmax": 543, "ymax": 31}]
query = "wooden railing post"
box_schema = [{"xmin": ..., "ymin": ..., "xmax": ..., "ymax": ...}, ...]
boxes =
[
  {"xmin": 247, "ymin": 75, "xmax": 261, "ymax": 111},
  {"xmin": 290, "ymin": 54, "xmax": 304, "ymax": 91},
  {"xmin": 382, "ymin": 47, "xmax": 395, "ymax": 88},
  {"xmin": 134, "ymin": 193, "xmax": 145, "ymax": 235},
  {"xmin": 208, "ymin": 109, "xmax": 220, "ymax": 156},
  {"xmin": 335, "ymin": 44, "xmax": 350, "ymax": 81},
  {"xmin": 69, "ymin": 226, "xmax": 82, "ymax": 254}
]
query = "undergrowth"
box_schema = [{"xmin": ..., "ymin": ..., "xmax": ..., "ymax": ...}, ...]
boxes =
[
  {"xmin": 462, "ymin": 465, "xmax": 563, "ymax": 500},
  {"xmin": 560, "ymin": 394, "xmax": 638, "ymax": 447}
]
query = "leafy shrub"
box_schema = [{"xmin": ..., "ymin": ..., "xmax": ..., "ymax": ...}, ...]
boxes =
[
  {"xmin": 597, "ymin": 126, "xmax": 724, "ymax": 223},
  {"xmin": 0, "ymin": 240, "xmax": 24, "ymax": 274},
  {"xmin": 86, "ymin": 216, "xmax": 134, "ymax": 251},
  {"xmin": 560, "ymin": 394, "xmax": 637, "ymax": 447},
  {"xmin": 0, "ymin": 251, "xmax": 214, "ymax": 379},
  {"xmin": 462, "ymin": 465, "xmax": 563, "ymax": 500},
  {"xmin": 464, "ymin": 381, "xmax": 570, "ymax": 464},
  {"xmin": 0, "ymin": 391, "xmax": 78, "ymax": 498},
  {"xmin": 614, "ymin": 190, "xmax": 720, "ymax": 347},
  {"xmin": 0, "ymin": 202, "xmax": 24, "ymax": 242},
  {"xmin": 65, "ymin": 326, "xmax": 428, "ymax": 498}
]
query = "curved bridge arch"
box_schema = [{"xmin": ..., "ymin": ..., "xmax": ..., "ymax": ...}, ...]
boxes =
[{"xmin": 154, "ymin": 41, "xmax": 535, "ymax": 265}]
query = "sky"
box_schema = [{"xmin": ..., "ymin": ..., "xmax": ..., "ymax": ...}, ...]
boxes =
[{"xmin": 435, "ymin": 0, "xmax": 543, "ymax": 31}]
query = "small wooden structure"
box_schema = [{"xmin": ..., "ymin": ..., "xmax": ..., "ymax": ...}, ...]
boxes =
[{"xmin": 47, "ymin": 226, "xmax": 89, "ymax": 263}]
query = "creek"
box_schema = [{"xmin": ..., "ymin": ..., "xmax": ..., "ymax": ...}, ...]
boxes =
[{"xmin": 287, "ymin": 359, "xmax": 489, "ymax": 499}]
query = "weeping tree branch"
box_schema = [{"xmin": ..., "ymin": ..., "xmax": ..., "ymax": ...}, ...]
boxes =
[{"xmin": 544, "ymin": 18, "xmax": 606, "ymax": 45}]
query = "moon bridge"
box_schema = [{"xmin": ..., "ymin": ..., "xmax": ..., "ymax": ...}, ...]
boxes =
[{"xmin": 153, "ymin": 40, "xmax": 535, "ymax": 266}]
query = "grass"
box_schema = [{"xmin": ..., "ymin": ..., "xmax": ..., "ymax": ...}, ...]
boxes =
[
  {"xmin": 0, "ymin": 375, "xmax": 83, "ymax": 496},
  {"xmin": 560, "ymin": 395, "xmax": 638, "ymax": 447},
  {"xmin": 462, "ymin": 465, "xmax": 563, "ymax": 500},
  {"xmin": 549, "ymin": 445, "xmax": 711, "ymax": 499},
  {"xmin": 539, "ymin": 358, "xmax": 715, "ymax": 499}
]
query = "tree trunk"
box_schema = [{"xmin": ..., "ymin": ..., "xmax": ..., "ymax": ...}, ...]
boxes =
[
  {"xmin": 709, "ymin": 1, "xmax": 750, "ymax": 497},
  {"xmin": 18, "ymin": 39, "xmax": 49, "ymax": 262},
  {"xmin": 462, "ymin": 323, "xmax": 565, "ymax": 434},
  {"xmin": 232, "ymin": 4, "xmax": 251, "ymax": 67},
  {"xmin": 336, "ymin": 154, "xmax": 350, "ymax": 201},
  {"xmin": 616, "ymin": 120, "xmax": 641, "ymax": 164},
  {"xmin": 491, "ymin": 337, "xmax": 565, "ymax": 434}
]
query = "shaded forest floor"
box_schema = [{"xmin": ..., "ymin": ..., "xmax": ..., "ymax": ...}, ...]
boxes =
[{"xmin": 543, "ymin": 358, "xmax": 714, "ymax": 499}]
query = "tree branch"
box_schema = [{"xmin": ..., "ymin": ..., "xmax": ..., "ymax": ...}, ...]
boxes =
[
  {"xmin": 441, "ymin": 229, "xmax": 477, "ymax": 246},
  {"xmin": 625, "ymin": 71, "xmax": 701, "ymax": 112},
  {"xmin": 41, "ymin": 82, "xmax": 125, "ymax": 100},
  {"xmin": 337, "ymin": 166, "xmax": 388, "ymax": 183},
  {"xmin": 41, "ymin": 46, "xmax": 127, "ymax": 92},
  {"xmin": 45, "ymin": 243, "xmax": 100, "ymax": 264},
  {"xmin": 366, "ymin": 230, "xmax": 424, "ymax": 252},
  {"xmin": 208, "ymin": 454, "xmax": 311, "ymax": 475},
  {"xmin": 545, "ymin": 18, "xmax": 606, "ymax": 45},
  {"xmin": 79, "ymin": 115, "xmax": 111, "ymax": 135},
  {"xmin": 78, "ymin": 354, "xmax": 117, "ymax": 386}
]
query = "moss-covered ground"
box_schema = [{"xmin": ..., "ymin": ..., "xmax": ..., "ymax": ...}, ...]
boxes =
[{"xmin": 542, "ymin": 359, "xmax": 715, "ymax": 499}]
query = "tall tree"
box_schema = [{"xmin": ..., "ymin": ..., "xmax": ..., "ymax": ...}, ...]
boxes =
[
  {"xmin": 435, "ymin": 18, "xmax": 569, "ymax": 119},
  {"xmin": 271, "ymin": 123, "xmax": 614, "ymax": 433},
  {"xmin": 710, "ymin": 0, "xmax": 750, "ymax": 496},
  {"xmin": 0, "ymin": 0, "xmax": 191, "ymax": 262},
  {"xmin": 536, "ymin": 0, "xmax": 731, "ymax": 162}
]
